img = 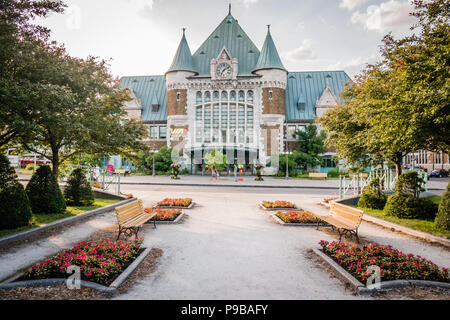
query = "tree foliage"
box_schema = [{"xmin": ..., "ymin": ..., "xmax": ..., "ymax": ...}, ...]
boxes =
[
  {"xmin": 204, "ymin": 148, "xmax": 227, "ymax": 171},
  {"xmin": 319, "ymin": 0, "xmax": 449, "ymax": 176},
  {"xmin": 293, "ymin": 124, "xmax": 327, "ymax": 169},
  {"xmin": 435, "ymin": 182, "xmax": 450, "ymax": 231}
]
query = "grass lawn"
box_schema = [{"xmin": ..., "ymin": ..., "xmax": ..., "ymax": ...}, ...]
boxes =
[
  {"xmin": 0, "ymin": 198, "xmax": 120, "ymax": 238},
  {"xmin": 355, "ymin": 196, "xmax": 450, "ymax": 239}
]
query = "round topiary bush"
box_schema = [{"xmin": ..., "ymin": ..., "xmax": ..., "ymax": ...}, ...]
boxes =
[
  {"xmin": 64, "ymin": 168, "xmax": 94, "ymax": 206},
  {"xmin": 435, "ymin": 182, "xmax": 450, "ymax": 230},
  {"xmin": 358, "ymin": 178, "xmax": 388, "ymax": 210},
  {"xmin": 26, "ymin": 165, "xmax": 66, "ymax": 215},
  {"xmin": 0, "ymin": 154, "xmax": 18, "ymax": 188},
  {"xmin": 385, "ymin": 193, "xmax": 438, "ymax": 220},
  {"xmin": 0, "ymin": 183, "xmax": 32, "ymax": 229}
]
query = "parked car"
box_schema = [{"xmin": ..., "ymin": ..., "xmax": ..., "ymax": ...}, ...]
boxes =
[
  {"xmin": 429, "ymin": 169, "xmax": 448, "ymax": 178},
  {"xmin": 429, "ymin": 170, "xmax": 440, "ymax": 178}
]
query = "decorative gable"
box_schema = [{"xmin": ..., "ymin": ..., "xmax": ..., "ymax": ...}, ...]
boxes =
[
  {"xmin": 124, "ymin": 87, "xmax": 143, "ymax": 120},
  {"xmin": 315, "ymin": 81, "xmax": 339, "ymax": 118},
  {"xmin": 210, "ymin": 46, "xmax": 238, "ymax": 81}
]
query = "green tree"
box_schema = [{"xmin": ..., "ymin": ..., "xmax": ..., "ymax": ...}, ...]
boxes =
[
  {"xmin": 204, "ymin": 148, "xmax": 227, "ymax": 171},
  {"xmin": 0, "ymin": 154, "xmax": 32, "ymax": 229},
  {"xmin": 319, "ymin": 0, "xmax": 449, "ymax": 176},
  {"xmin": 64, "ymin": 168, "xmax": 94, "ymax": 206},
  {"xmin": 293, "ymin": 124, "xmax": 327, "ymax": 169},
  {"xmin": 0, "ymin": 0, "xmax": 65, "ymax": 147},
  {"xmin": 26, "ymin": 165, "xmax": 66, "ymax": 214},
  {"xmin": 435, "ymin": 182, "xmax": 450, "ymax": 231}
]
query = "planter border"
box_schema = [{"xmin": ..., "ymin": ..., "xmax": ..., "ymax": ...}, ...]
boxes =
[
  {"xmin": 147, "ymin": 212, "xmax": 186, "ymax": 225},
  {"xmin": 259, "ymin": 204, "xmax": 298, "ymax": 211},
  {"xmin": 153, "ymin": 202, "xmax": 195, "ymax": 210},
  {"xmin": 0, "ymin": 247, "xmax": 152, "ymax": 294},
  {"xmin": 270, "ymin": 213, "xmax": 329, "ymax": 227},
  {"xmin": 0, "ymin": 197, "xmax": 137, "ymax": 248},
  {"xmin": 312, "ymin": 248, "xmax": 450, "ymax": 295}
]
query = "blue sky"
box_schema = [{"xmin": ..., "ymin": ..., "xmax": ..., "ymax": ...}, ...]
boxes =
[{"xmin": 34, "ymin": 0, "xmax": 417, "ymax": 79}]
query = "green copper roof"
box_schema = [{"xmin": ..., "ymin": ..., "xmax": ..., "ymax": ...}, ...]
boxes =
[
  {"xmin": 192, "ymin": 13, "xmax": 260, "ymax": 77},
  {"xmin": 253, "ymin": 27, "xmax": 286, "ymax": 72},
  {"xmin": 167, "ymin": 29, "xmax": 196, "ymax": 74},
  {"xmin": 120, "ymin": 76, "xmax": 167, "ymax": 122},
  {"xmin": 286, "ymin": 71, "xmax": 352, "ymax": 121}
]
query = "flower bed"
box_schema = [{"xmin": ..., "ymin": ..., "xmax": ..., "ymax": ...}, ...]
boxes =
[
  {"xmin": 145, "ymin": 208, "xmax": 182, "ymax": 222},
  {"xmin": 262, "ymin": 200, "xmax": 296, "ymax": 209},
  {"xmin": 319, "ymin": 240, "xmax": 449, "ymax": 283},
  {"xmin": 156, "ymin": 198, "xmax": 192, "ymax": 208},
  {"xmin": 276, "ymin": 211, "xmax": 325, "ymax": 224},
  {"xmin": 21, "ymin": 239, "xmax": 143, "ymax": 286}
]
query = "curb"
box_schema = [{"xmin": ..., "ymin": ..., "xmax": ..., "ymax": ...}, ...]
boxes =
[
  {"xmin": 0, "ymin": 197, "xmax": 137, "ymax": 248},
  {"xmin": 153, "ymin": 202, "xmax": 195, "ymax": 210},
  {"xmin": 362, "ymin": 214, "xmax": 450, "ymax": 248},
  {"xmin": 0, "ymin": 247, "xmax": 152, "ymax": 294},
  {"xmin": 259, "ymin": 204, "xmax": 298, "ymax": 211},
  {"xmin": 312, "ymin": 248, "xmax": 450, "ymax": 295},
  {"xmin": 147, "ymin": 212, "xmax": 186, "ymax": 225},
  {"xmin": 270, "ymin": 214, "xmax": 327, "ymax": 227}
]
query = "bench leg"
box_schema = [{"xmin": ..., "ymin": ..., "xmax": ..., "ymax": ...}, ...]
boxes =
[
  {"xmin": 153, "ymin": 219, "xmax": 157, "ymax": 229},
  {"xmin": 355, "ymin": 230, "xmax": 360, "ymax": 244},
  {"xmin": 117, "ymin": 226, "xmax": 122, "ymax": 241},
  {"xmin": 338, "ymin": 229, "xmax": 343, "ymax": 243},
  {"xmin": 135, "ymin": 226, "xmax": 140, "ymax": 239}
]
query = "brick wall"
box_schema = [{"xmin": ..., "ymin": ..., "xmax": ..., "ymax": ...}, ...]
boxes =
[
  {"xmin": 262, "ymin": 88, "xmax": 285, "ymax": 115},
  {"xmin": 167, "ymin": 89, "xmax": 187, "ymax": 116}
]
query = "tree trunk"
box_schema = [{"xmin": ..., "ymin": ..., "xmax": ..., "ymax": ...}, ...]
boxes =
[
  {"xmin": 393, "ymin": 152, "xmax": 403, "ymax": 177},
  {"xmin": 51, "ymin": 149, "xmax": 59, "ymax": 179}
]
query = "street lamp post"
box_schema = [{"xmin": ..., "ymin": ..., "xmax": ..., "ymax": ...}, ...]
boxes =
[
  {"xmin": 285, "ymin": 152, "xmax": 289, "ymax": 180},
  {"xmin": 152, "ymin": 149, "xmax": 156, "ymax": 177}
]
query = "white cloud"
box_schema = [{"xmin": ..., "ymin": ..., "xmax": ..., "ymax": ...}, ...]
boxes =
[
  {"xmin": 128, "ymin": 0, "xmax": 154, "ymax": 10},
  {"xmin": 350, "ymin": 0, "xmax": 415, "ymax": 33},
  {"xmin": 240, "ymin": 0, "xmax": 259, "ymax": 8},
  {"xmin": 339, "ymin": 0, "xmax": 368, "ymax": 11},
  {"xmin": 327, "ymin": 55, "xmax": 379, "ymax": 77},
  {"xmin": 285, "ymin": 39, "xmax": 317, "ymax": 61}
]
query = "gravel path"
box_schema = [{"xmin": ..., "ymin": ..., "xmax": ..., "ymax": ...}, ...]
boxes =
[{"xmin": 1, "ymin": 185, "xmax": 448, "ymax": 299}]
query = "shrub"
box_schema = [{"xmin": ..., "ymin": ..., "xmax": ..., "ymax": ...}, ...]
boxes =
[
  {"xmin": 327, "ymin": 168, "xmax": 340, "ymax": 178},
  {"xmin": 0, "ymin": 154, "xmax": 32, "ymax": 229},
  {"xmin": 26, "ymin": 165, "xmax": 66, "ymax": 214},
  {"xmin": 435, "ymin": 182, "xmax": 450, "ymax": 230},
  {"xmin": 385, "ymin": 193, "xmax": 438, "ymax": 220},
  {"xmin": 64, "ymin": 168, "xmax": 94, "ymax": 206},
  {"xmin": 395, "ymin": 171, "xmax": 424, "ymax": 198},
  {"xmin": 358, "ymin": 178, "xmax": 388, "ymax": 210},
  {"xmin": 0, "ymin": 181, "xmax": 32, "ymax": 230},
  {"xmin": 0, "ymin": 154, "xmax": 17, "ymax": 188}
]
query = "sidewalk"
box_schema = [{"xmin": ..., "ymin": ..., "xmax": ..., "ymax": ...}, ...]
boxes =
[{"xmin": 17, "ymin": 174, "xmax": 448, "ymax": 191}]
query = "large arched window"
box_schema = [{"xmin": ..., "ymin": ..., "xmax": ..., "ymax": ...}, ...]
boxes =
[{"xmin": 194, "ymin": 90, "xmax": 255, "ymax": 145}]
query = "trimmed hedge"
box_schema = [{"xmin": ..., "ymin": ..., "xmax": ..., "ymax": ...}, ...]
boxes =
[
  {"xmin": 358, "ymin": 178, "xmax": 387, "ymax": 210},
  {"xmin": 64, "ymin": 168, "xmax": 94, "ymax": 206},
  {"xmin": 435, "ymin": 182, "xmax": 450, "ymax": 230},
  {"xmin": 385, "ymin": 193, "xmax": 438, "ymax": 220},
  {"xmin": 26, "ymin": 165, "xmax": 66, "ymax": 215},
  {"xmin": 0, "ymin": 183, "xmax": 32, "ymax": 229}
]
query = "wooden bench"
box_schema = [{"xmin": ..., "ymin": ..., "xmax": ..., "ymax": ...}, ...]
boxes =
[
  {"xmin": 114, "ymin": 199, "xmax": 157, "ymax": 240},
  {"xmin": 309, "ymin": 172, "xmax": 328, "ymax": 179},
  {"xmin": 316, "ymin": 202, "xmax": 364, "ymax": 243}
]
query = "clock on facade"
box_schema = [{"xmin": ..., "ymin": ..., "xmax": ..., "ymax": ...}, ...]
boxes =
[{"xmin": 216, "ymin": 63, "xmax": 232, "ymax": 78}]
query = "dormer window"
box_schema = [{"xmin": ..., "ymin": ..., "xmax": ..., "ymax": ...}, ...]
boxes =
[
  {"xmin": 151, "ymin": 96, "xmax": 159, "ymax": 112},
  {"xmin": 297, "ymin": 102, "xmax": 306, "ymax": 112}
]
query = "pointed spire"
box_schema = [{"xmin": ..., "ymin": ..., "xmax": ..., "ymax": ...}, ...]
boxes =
[
  {"xmin": 166, "ymin": 28, "xmax": 197, "ymax": 75},
  {"xmin": 229, "ymin": 3, "xmax": 231, "ymax": 14},
  {"xmin": 253, "ymin": 26, "xmax": 286, "ymax": 73}
]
